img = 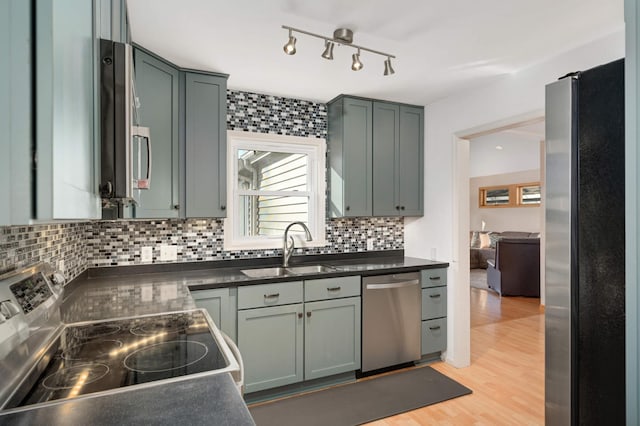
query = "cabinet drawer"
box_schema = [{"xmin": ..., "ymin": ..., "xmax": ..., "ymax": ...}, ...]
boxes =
[
  {"xmin": 238, "ymin": 281, "xmax": 303, "ymax": 310},
  {"xmin": 421, "ymin": 318, "xmax": 447, "ymax": 355},
  {"xmin": 421, "ymin": 286, "xmax": 447, "ymax": 320},
  {"xmin": 422, "ymin": 268, "xmax": 447, "ymax": 288},
  {"xmin": 304, "ymin": 276, "xmax": 360, "ymax": 302}
]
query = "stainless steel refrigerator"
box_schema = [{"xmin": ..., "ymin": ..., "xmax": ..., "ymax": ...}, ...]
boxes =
[{"xmin": 545, "ymin": 59, "xmax": 625, "ymax": 425}]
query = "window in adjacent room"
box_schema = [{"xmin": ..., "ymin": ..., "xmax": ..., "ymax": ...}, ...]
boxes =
[
  {"xmin": 224, "ymin": 131, "xmax": 326, "ymax": 250},
  {"xmin": 479, "ymin": 182, "xmax": 541, "ymax": 208}
]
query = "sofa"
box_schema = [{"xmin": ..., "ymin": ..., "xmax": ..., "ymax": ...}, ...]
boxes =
[
  {"xmin": 470, "ymin": 231, "xmax": 540, "ymax": 269},
  {"xmin": 486, "ymin": 237, "xmax": 541, "ymax": 297}
]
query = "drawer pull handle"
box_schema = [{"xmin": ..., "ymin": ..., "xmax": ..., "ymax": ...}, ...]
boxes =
[
  {"xmin": 327, "ymin": 286, "xmax": 341, "ymax": 291},
  {"xmin": 429, "ymin": 276, "xmax": 441, "ymax": 281},
  {"xmin": 264, "ymin": 293, "xmax": 280, "ymax": 299},
  {"xmin": 429, "ymin": 294, "xmax": 441, "ymax": 298},
  {"xmin": 429, "ymin": 326, "xmax": 441, "ymax": 331}
]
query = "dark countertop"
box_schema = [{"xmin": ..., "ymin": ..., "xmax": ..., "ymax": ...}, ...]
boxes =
[
  {"xmin": 61, "ymin": 254, "xmax": 448, "ymax": 323},
  {"xmin": 0, "ymin": 373, "xmax": 254, "ymax": 426}
]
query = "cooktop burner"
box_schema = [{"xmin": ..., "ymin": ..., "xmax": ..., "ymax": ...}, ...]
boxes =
[
  {"xmin": 124, "ymin": 341, "xmax": 209, "ymax": 373},
  {"xmin": 42, "ymin": 364, "xmax": 110, "ymax": 390},
  {"xmin": 12, "ymin": 310, "xmax": 228, "ymax": 409}
]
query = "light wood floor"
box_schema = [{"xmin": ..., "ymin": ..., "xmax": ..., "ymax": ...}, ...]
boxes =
[{"xmin": 369, "ymin": 288, "xmax": 545, "ymax": 426}]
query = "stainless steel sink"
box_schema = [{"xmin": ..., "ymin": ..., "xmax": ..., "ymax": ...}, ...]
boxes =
[
  {"xmin": 240, "ymin": 265, "xmax": 336, "ymax": 278},
  {"xmin": 240, "ymin": 267, "xmax": 290, "ymax": 278},
  {"xmin": 285, "ymin": 265, "xmax": 336, "ymax": 275}
]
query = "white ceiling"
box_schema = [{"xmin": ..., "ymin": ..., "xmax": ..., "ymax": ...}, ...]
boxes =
[{"xmin": 127, "ymin": 0, "xmax": 623, "ymax": 105}]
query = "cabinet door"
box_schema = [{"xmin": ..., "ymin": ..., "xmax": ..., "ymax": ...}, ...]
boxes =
[
  {"xmin": 398, "ymin": 105, "xmax": 424, "ymax": 216},
  {"xmin": 1, "ymin": 0, "xmax": 31, "ymax": 225},
  {"xmin": 184, "ymin": 72, "xmax": 227, "ymax": 218},
  {"xmin": 342, "ymin": 98, "xmax": 373, "ymax": 217},
  {"xmin": 191, "ymin": 287, "xmax": 237, "ymax": 342},
  {"xmin": 35, "ymin": 0, "xmax": 100, "ymax": 220},
  {"xmin": 238, "ymin": 303, "xmax": 303, "ymax": 393},
  {"xmin": 304, "ymin": 297, "xmax": 361, "ymax": 380},
  {"xmin": 133, "ymin": 49, "xmax": 180, "ymax": 218},
  {"xmin": 373, "ymin": 102, "xmax": 400, "ymax": 216}
]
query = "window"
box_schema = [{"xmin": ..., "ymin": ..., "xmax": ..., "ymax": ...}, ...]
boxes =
[
  {"xmin": 224, "ymin": 131, "xmax": 326, "ymax": 250},
  {"xmin": 479, "ymin": 182, "xmax": 541, "ymax": 208}
]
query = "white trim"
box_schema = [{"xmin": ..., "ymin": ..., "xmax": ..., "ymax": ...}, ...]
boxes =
[{"xmin": 224, "ymin": 131, "xmax": 327, "ymax": 251}]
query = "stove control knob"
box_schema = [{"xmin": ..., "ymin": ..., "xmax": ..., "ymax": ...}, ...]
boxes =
[{"xmin": 0, "ymin": 301, "xmax": 21, "ymax": 319}]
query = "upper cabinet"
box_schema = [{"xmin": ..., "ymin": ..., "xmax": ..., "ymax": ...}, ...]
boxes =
[
  {"xmin": 35, "ymin": 0, "xmax": 101, "ymax": 220},
  {"xmin": 183, "ymin": 72, "xmax": 228, "ymax": 218},
  {"xmin": 131, "ymin": 48, "xmax": 180, "ymax": 218},
  {"xmin": 327, "ymin": 97, "xmax": 373, "ymax": 217},
  {"xmin": 328, "ymin": 95, "xmax": 424, "ymax": 218}
]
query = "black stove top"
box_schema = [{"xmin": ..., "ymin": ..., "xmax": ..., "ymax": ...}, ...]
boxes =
[{"xmin": 10, "ymin": 310, "xmax": 228, "ymax": 409}]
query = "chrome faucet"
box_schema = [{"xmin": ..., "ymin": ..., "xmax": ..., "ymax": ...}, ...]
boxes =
[{"xmin": 283, "ymin": 222, "xmax": 312, "ymax": 267}]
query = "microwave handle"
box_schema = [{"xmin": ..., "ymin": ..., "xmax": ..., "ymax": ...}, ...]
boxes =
[{"xmin": 132, "ymin": 126, "xmax": 151, "ymax": 190}]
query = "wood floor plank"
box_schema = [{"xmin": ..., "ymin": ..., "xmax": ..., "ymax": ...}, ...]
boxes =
[{"xmin": 368, "ymin": 288, "xmax": 544, "ymax": 426}]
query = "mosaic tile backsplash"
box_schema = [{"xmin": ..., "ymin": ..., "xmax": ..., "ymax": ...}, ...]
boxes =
[
  {"xmin": 0, "ymin": 223, "xmax": 88, "ymax": 280},
  {"xmin": 0, "ymin": 89, "xmax": 404, "ymax": 273},
  {"xmin": 86, "ymin": 217, "xmax": 404, "ymax": 267}
]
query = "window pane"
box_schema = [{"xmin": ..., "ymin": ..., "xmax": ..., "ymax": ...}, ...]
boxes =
[
  {"xmin": 484, "ymin": 188, "xmax": 510, "ymax": 205},
  {"xmin": 520, "ymin": 185, "xmax": 541, "ymax": 204},
  {"xmin": 238, "ymin": 195, "xmax": 309, "ymax": 237},
  {"xmin": 237, "ymin": 150, "xmax": 308, "ymax": 191}
]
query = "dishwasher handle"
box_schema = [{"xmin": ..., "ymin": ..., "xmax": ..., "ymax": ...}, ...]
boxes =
[{"xmin": 366, "ymin": 279, "xmax": 420, "ymax": 290}]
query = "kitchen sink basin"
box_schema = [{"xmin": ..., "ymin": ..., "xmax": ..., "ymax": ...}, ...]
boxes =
[
  {"xmin": 241, "ymin": 265, "xmax": 336, "ymax": 278},
  {"xmin": 241, "ymin": 267, "xmax": 289, "ymax": 278},
  {"xmin": 284, "ymin": 265, "xmax": 336, "ymax": 275}
]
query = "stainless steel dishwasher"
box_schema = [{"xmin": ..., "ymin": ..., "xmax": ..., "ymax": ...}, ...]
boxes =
[{"xmin": 361, "ymin": 272, "xmax": 421, "ymax": 373}]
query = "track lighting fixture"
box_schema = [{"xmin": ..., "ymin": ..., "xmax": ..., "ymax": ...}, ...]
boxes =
[
  {"xmin": 321, "ymin": 40, "xmax": 335, "ymax": 60},
  {"xmin": 282, "ymin": 25, "xmax": 396, "ymax": 75},
  {"xmin": 384, "ymin": 57, "xmax": 395, "ymax": 75},
  {"xmin": 283, "ymin": 29, "xmax": 297, "ymax": 55},
  {"xmin": 351, "ymin": 49, "xmax": 363, "ymax": 71}
]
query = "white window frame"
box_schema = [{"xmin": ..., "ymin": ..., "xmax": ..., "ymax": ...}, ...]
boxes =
[{"xmin": 224, "ymin": 131, "xmax": 327, "ymax": 251}]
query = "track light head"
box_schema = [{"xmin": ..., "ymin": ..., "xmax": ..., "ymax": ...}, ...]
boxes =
[
  {"xmin": 283, "ymin": 30, "xmax": 297, "ymax": 55},
  {"xmin": 351, "ymin": 49, "xmax": 363, "ymax": 71},
  {"xmin": 384, "ymin": 58, "xmax": 395, "ymax": 76},
  {"xmin": 321, "ymin": 40, "xmax": 334, "ymax": 60}
]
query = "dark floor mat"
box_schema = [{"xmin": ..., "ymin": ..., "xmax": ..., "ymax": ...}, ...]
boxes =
[{"xmin": 249, "ymin": 366, "xmax": 472, "ymax": 426}]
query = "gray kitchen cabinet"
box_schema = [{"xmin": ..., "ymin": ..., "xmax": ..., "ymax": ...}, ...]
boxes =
[
  {"xmin": 328, "ymin": 95, "xmax": 424, "ymax": 218},
  {"xmin": 304, "ymin": 296, "xmax": 361, "ymax": 380},
  {"xmin": 237, "ymin": 303, "xmax": 304, "ymax": 393},
  {"xmin": 421, "ymin": 268, "xmax": 447, "ymax": 356},
  {"xmin": 327, "ymin": 96, "xmax": 373, "ymax": 217},
  {"xmin": 372, "ymin": 103, "xmax": 424, "ymax": 216},
  {"xmin": 132, "ymin": 48, "xmax": 180, "ymax": 218},
  {"xmin": 1, "ymin": 0, "xmax": 31, "ymax": 226},
  {"xmin": 183, "ymin": 71, "xmax": 228, "ymax": 218},
  {"xmin": 191, "ymin": 287, "xmax": 237, "ymax": 342},
  {"xmin": 34, "ymin": 0, "xmax": 101, "ymax": 220}
]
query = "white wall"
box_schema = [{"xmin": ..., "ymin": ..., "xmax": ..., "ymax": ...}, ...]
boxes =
[
  {"xmin": 404, "ymin": 30, "xmax": 625, "ymax": 368},
  {"xmin": 469, "ymin": 169, "xmax": 541, "ymax": 232},
  {"xmin": 469, "ymin": 132, "xmax": 541, "ymax": 177}
]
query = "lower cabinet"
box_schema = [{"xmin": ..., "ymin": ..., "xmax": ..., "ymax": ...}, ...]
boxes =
[
  {"xmin": 237, "ymin": 276, "xmax": 362, "ymax": 395},
  {"xmin": 421, "ymin": 268, "xmax": 448, "ymax": 356},
  {"xmin": 304, "ymin": 296, "xmax": 361, "ymax": 380},
  {"xmin": 238, "ymin": 303, "xmax": 304, "ymax": 393},
  {"xmin": 191, "ymin": 287, "xmax": 237, "ymax": 342}
]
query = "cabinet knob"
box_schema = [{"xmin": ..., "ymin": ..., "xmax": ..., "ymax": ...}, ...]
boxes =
[
  {"xmin": 221, "ymin": 205, "xmax": 226, "ymax": 210},
  {"xmin": 401, "ymin": 206, "xmax": 405, "ymax": 210},
  {"xmin": 346, "ymin": 206, "xmax": 350, "ymax": 211},
  {"xmin": 395, "ymin": 205, "xmax": 400, "ymax": 210},
  {"xmin": 173, "ymin": 204, "xmax": 180, "ymax": 210},
  {"xmin": 306, "ymin": 311, "xmax": 312, "ymax": 318},
  {"xmin": 298, "ymin": 313, "xmax": 303, "ymax": 319}
]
